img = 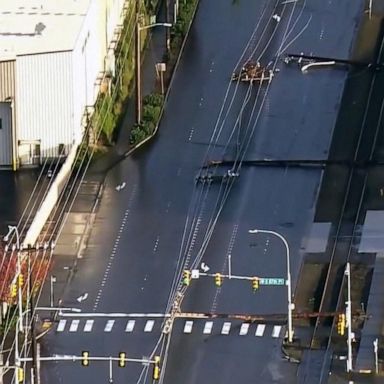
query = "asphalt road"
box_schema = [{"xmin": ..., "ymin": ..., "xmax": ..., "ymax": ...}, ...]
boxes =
[{"xmin": 40, "ymin": 0, "xmax": 364, "ymax": 383}]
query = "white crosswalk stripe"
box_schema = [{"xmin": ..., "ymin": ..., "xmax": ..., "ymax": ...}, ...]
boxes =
[
  {"xmin": 57, "ymin": 319, "xmax": 66, "ymax": 332},
  {"xmin": 221, "ymin": 322, "xmax": 231, "ymax": 335},
  {"xmin": 69, "ymin": 319, "xmax": 79, "ymax": 332},
  {"xmin": 125, "ymin": 320, "xmax": 135, "ymax": 332},
  {"xmin": 272, "ymin": 325, "xmax": 282, "ymax": 338},
  {"xmin": 55, "ymin": 318, "xmax": 283, "ymax": 339},
  {"xmin": 203, "ymin": 321, "xmax": 213, "ymax": 334},
  {"xmin": 104, "ymin": 320, "xmax": 115, "ymax": 332},
  {"xmin": 144, "ymin": 320, "xmax": 155, "ymax": 332},
  {"xmin": 183, "ymin": 321, "xmax": 193, "ymax": 334},
  {"xmin": 255, "ymin": 324, "xmax": 266, "ymax": 337},
  {"xmin": 239, "ymin": 323, "xmax": 249, "ymax": 336},
  {"xmin": 84, "ymin": 320, "xmax": 94, "ymax": 332}
]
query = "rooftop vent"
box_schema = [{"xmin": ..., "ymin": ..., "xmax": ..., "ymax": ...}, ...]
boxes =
[{"xmin": 34, "ymin": 22, "xmax": 45, "ymax": 35}]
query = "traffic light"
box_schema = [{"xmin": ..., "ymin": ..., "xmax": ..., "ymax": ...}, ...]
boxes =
[
  {"xmin": 252, "ymin": 277, "xmax": 259, "ymax": 291},
  {"xmin": 18, "ymin": 274, "xmax": 24, "ymax": 288},
  {"xmin": 10, "ymin": 284, "xmax": 17, "ymax": 298},
  {"xmin": 17, "ymin": 367, "xmax": 24, "ymax": 383},
  {"xmin": 214, "ymin": 273, "xmax": 223, "ymax": 287},
  {"xmin": 118, "ymin": 352, "xmax": 126, "ymax": 367},
  {"xmin": 153, "ymin": 355, "xmax": 160, "ymax": 380},
  {"xmin": 337, "ymin": 314, "xmax": 346, "ymax": 336},
  {"xmin": 81, "ymin": 351, "xmax": 90, "ymax": 367},
  {"xmin": 182, "ymin": 270, "xmax": 191, "ymax": 286}
]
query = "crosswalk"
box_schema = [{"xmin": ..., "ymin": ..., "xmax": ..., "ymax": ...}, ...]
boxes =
[{"xmin": 55, "ymin": 318, "xmax": 285, "ymax": 339}]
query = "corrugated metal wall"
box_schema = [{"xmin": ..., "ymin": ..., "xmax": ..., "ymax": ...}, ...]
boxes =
[
  {"xmin": 0, "ymin": 60, "xmax": 16, "ymax": 100},
  {"xmin": 0, "ymin": 102, "xmax": 12, "ymax": 165},
  {"xmin": 0, "ymin": 60, "xmax": 16, "ymax": 167},
  {"xmin": 16, "ymin": 51, "xmax": 74, "ymax": 161}
]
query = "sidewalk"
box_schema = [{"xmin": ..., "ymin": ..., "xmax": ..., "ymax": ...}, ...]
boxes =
[{"xmin": 86, "ymin": 1, "xmax": 171, "ymax": 177}]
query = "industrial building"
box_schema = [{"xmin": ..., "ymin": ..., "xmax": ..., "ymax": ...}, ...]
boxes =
[{"xmin": 0, "ymin": 0, "xmax": 127, "ymax": 169}]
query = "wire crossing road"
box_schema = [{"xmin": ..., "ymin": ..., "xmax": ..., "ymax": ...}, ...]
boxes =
[{"xmin": 41, "ymin": 0, "xmax": 364, "ymax": 383}]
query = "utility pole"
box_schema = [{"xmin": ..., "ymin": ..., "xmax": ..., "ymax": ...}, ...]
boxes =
[
  {"xmin": 0, "ymin": 353, "xmax": 3, "ymax": 384},
  {"xmin": 135, "ymin": 0, "xmax": 141, "ymax": 124},
  {"xmin": 36, "ymin": 343, "xmax": 41, "ymax": 384},
  {"xmin": 345, "ymin": 262, "xmax": 353, "ymax": 373},
  {"xmin": 28, "ymin": 247, "xmax": 38, "ymax": 384},
  {"xmin": 369, "ymin": 0, "xmax": 373, "ymax": 20}
]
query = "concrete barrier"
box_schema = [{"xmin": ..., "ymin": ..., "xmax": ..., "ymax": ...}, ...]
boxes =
[{"xmin": 23, "ymin": 143, "xmax": 79, "ymax": 247}]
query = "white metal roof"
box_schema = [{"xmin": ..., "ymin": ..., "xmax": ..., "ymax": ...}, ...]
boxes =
[{"xmin": 0, "ymin": 0, "xmax": 90, "ymax": 60}]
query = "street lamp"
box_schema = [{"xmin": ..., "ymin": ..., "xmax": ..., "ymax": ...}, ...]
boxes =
[
  {"xmin": 136, "ymin": 16, "xmax": 172, "ymax": 124},
  {"xmin": 4, "ymin": 225, "xmax": 20, "ymax": 249},
  {"xmin": 4, "ymin": 225, "xmax": 24, "ymax": 333},
  {"xmin": 248, "ymin": 229, "xmax": 294, "ymax": 343}
]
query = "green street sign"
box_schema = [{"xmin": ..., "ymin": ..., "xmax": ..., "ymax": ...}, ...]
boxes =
[{"xmin": 260, "ymin": 278, "xmax": 285, "ymax": 286}]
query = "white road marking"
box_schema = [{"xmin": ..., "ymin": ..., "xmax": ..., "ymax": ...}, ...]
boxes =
[
  {"xmin": 57, "ymin": 319, "xmax": 66, "ymax": 332},
  {"xmin": 221, "ymin": 322, "xmax": 231, "ymax": 335},
  {"xmin": 203, "ymin": 321, "xmax": 213, "ymax": 334},
  {"xmin": 239, "ymin": 323, "xmax": 249, "ymax": 336},
  {"xmin": 272, "ymin": 325, "xmax": 282, "ymax": 338},
  {"xmin": 104, "ymin": 320, "xmax": 115, "ymax": 332},
  {"xmin": 255, "ymin": 324, "xmax": 266, "ymax": 337},
  {"xmin": 125, "ymin": 320, "xmax": 135, "ymax": 332},
  {"xmin": 144, "ymin": 320, "xmax": 155, "ymax": 332},
  {"xmin": 183, "ymin": 321, "xmax": 193, "ymax": 334},
  {"xmin": 84, "ymin": 320, "xmax": 94, "ymax": 332},
  {"xmin": 69, "ymin": 319, "xmax": 79, "ymax": 332}
]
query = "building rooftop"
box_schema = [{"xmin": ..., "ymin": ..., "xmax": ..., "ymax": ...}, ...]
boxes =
[{"xmin": 0, "ymin": 0, "xmax": 90, "ymax": 60}]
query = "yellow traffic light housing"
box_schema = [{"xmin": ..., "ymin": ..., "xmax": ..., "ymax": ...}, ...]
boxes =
[
  {"xmin": 214, "ymin": 273, "xmax": 223, "ymax": 287},
  {"xmin": 81, "ymin": 351, "xmax": 90, "ymax": 367},
  {"xmin": 252, "ymin": 277, "xmax": 259, "ymax": 291},
  {"xmin": 153, "ymin": 355, "xmax": 160, "ymax": 380},
  {"xmin": 10, "ymin": 284, "xmax": 17, "ymax": 298},
  {"xmin": 118, "ymin": 352, "xmax": 126, "ymax": 367},
  {"xmin": 17, "ymin": 367, "xmax": 24, "ymax": 383},
  {"xmin": 337, "ymin": 314, "xmax": 345, "ymax": 336},
  {"xmin": 18, "ymin": 274, "xmax": 24, "ymax": 288},
  {"xmin": 182, "ymin": 270, "xmax": 191, "ymax": 286}
]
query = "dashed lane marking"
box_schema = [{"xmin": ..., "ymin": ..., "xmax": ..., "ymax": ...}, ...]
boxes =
[{"xmin": 255, "ymin": 324, "xmax": 266, "ymax": 337}]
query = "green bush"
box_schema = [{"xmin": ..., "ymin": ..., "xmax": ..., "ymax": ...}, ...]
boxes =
[{"xmin": 129, "ymin": 92, "xmax": 164, "ymax": 145}]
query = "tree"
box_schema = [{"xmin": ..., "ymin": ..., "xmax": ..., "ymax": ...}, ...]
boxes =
[{"xmin": 0, "ymin": 245, "xmax": 51, "ymax": 304}]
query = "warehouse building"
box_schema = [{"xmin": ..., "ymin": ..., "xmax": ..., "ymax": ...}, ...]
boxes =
[{"xmin": 0, "ymin": 0, "xmax": 126, "ymax": 169}]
